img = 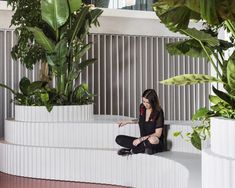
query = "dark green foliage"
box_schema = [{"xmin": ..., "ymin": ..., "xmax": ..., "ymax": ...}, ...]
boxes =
[
  {"xmin": 8, "ymin": 0, "xmax": 47, "ymax": 69},
  {"xmin": 153, "ymin": 0, "xmax": 235, "ymax": 150},
  {"xmin": 1, "ymin": 0, "xmax": 103, "ymax": 111}
]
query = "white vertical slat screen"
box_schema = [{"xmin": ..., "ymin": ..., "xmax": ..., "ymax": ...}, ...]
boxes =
[
  {"xmin": 85, "ymin": 34, "xmax": 210, "ymax": 120},
  {"xmin": 0, "ymin": 29, "xmax": 211, "ymax": 138}
]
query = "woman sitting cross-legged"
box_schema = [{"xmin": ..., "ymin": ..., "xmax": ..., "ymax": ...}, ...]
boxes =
[{"xmin": 115, "ymin": 89, "xmax": 164, "ymax": 156}]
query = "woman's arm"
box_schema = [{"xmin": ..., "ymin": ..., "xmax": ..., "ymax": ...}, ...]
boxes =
[
  {"xmin": 118, "ymin": 119, "xmax": 138, "ymax": 127},
  {"xmin": 139, "ymin": 128, "xmax": 162, "ymax": 141}
]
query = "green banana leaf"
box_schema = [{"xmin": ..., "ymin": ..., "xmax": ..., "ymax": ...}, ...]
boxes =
[
  {"xmin": 27, "ymin": 27, "xmax": 55, "ymax": 53},
  {"xmin": 212, "ymin": 86, "xmax": 235, "ymax": 108},
  {"xmin": 227, "ymin": 57, "xmax": 235, "ymax": 94},
  {"xmin": 166, "ymin": 39, "xmax": 209, "ymax": 58},
  {"xmin": 200, "ymin": 0, "xmax": 219, "ymax": 25},
  {"xmin": 89, "ymin": 9, "xmax": 104, "ymax": 26},
  {"xmin": 46, "ymin": 39, "xmax": 67, "ymax": 73},
  {"xmin": 54, "ymin": 39, "xmax": 68, "ymax": 66},
  {"xmin": 41, "ymin": 0, "xmax": 69, "ymax": 31},
  {"xmin": 153, "ymin": 5, "xmax": 194, "ymax": 31},
  {"xmin": 69, "ymin": 6, "xmax": 90, "ymax": 43},
  {"xmin": 78, "ymin": 58, "xmax": 96, "ymax": 71},
  {"xmin": 153, "ymin": 0, "xmax": 235, "ymax": 30},
  {"xmin": 68, "ymin": 0, "xmax": 82, "ymax": 12},
  {"xmin": 75, "ymin": 43, "xmax": 92, "ymax": 60},
  {"xmin": 160, "ymin": 74, "xmax": 221, "ymax": 85},
  {"xmin": 167, "ymin": 33, "xmax": 233, "ymax": 58},
  {"xmin": 181, "ymin": 28, "xmax": 220, "ymax": 47},
  {"xmin": 153, "ymin": 0, "xmax": 201, "ymax": 31}
]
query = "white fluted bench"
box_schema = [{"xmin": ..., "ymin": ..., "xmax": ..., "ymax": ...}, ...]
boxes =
[{"xmin": 0, "ymin": 115, "xmax": 201, "ymax": 188}]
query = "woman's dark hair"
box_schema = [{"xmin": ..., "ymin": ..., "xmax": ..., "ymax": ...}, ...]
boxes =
[{"xmin": 142, "ymin": 89, "xmax": 161, "ymax": 121}]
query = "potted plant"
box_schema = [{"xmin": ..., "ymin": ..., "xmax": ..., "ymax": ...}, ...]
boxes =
[
  {"xmin": 1, "ymin": 0, "xmax": 103, "ymax": 121},
  {"xmin": 152, "ymin": 0, "xmax": 235, "ymax": 151}
]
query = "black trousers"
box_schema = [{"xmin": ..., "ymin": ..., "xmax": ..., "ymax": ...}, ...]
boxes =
[{"xmin": 115, "ymin": 135, "xmax": 163, "ymax": 154}]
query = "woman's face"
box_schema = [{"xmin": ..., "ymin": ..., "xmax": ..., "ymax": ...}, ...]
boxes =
[{"xmin": 142, "ymin": 97, "xmax": 151, "ymax": 109}]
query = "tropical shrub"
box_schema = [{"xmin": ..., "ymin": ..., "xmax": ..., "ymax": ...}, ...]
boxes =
[
  {"xmin": 153, "ymin": 0, "xmax": 235, "ymax": 150},
  {"xmin": 1, "ymin": 0, "xmax": 103, "ymax": 111}
]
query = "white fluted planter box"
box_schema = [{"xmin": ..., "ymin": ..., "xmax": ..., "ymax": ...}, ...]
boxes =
[
  {"xmin": 0, "ymin": 141, "xmax": 191, "ymax": 188},
  {"xmin": 4, "ymin": 117, "xmax": 199, "ymax": 153},
  {"xmin": 4, "ymin": 116, "xmax": 136, "ymax": 148},
  {"xmin": 202, "ymin": 117, "xmax": 235, "ymax": 188},
  {"xmin": 14, "ymin": 104, "xmax": 94, "ymax": 122},
  {"xmin": 1, "ymin": 107, "xmax": 201, "ymax": 188},
  {"xmin": 211, "ymin": 117, "xmax": 235, "ymax": 158},
  {"xmin": 202, "ymin": 149, "xmax": 235, "ymax": 188}
]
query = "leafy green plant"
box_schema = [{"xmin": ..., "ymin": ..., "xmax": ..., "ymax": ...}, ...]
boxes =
[
  {"xmin": 153, "ymin": 0, "xmax": 235, "ymax": 150},
  {"xmin": 1, "ymin": 0, "xmax": 103, "ymax": 111},
  {"xmin": 72, "ymin": 84, "xmax": 95, "ymax": 105},
  {"xmin": 7, "ymin": 0, "xmax": 47, "ymax": 69},
  {"xmin": 1, "ymin": 77, "xmax": 55, "ymax": 111}
]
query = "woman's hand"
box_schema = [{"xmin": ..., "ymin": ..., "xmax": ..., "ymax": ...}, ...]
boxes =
[
  {"xmin": 133, "ymin": 138, "xmax": 141, "ymax": 146},
  {"xmin": 148, "ymin": 136, "xmax": 160, "ymax": 145},
  {"xmin": 117, "ymin": 120, "xmax": 130, "ymax": 127}
]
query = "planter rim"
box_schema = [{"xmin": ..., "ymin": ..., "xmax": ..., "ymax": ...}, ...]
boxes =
[
  {"xmin": 14, "ymin": 103, "xmax": 94, "ymax": 122},
  {"xmin": 15, "ymin": 104, "xmax": 93, "ymax": 107},
  {"xmin": 211, "ymin": 116, "xmax": 235, "ymax": 121}
]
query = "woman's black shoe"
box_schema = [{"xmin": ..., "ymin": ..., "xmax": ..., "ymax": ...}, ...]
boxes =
[{"xmin": 117, "ymin": 148, "xmax": 132, "ymax": 156}]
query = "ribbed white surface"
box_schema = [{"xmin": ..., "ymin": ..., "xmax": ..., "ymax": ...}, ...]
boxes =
[
  {"xmin": 211, "ymin": 117, "xmax": 235, "ymax": 158},
  {"xmin": 4, "ymin": 115, "xmax": 139, "ymax": 148},
  {"xmin": 5, "ymin": 116, "xmax": 198, "ymax": 153},
  {"xmin": 14, "ymin": 105, "xmax": 94, "ymax": 122},
  {"xmin": 0, "ymin": 141, "xmax": 189, "ymax": 188},
  {"xmin": 202, "ymin": 149, "xmax": 235, "ymax": 188}
]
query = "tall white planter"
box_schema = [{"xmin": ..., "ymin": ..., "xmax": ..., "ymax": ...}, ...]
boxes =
[
  {"xmin": 202, "ymin": 117, "xmax": 235, "ymax": 188},
  {"xmin": 15, "ymin": 104, "xmax": 94, "ymax": 122},
  {"xmin": 211, "ymin": 117, "xmax": 235, "ymax": 158}
]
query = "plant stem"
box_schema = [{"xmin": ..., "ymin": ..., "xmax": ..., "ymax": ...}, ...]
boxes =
[
  {"xmin": 181, "ymin": 29, "xmax": 223, "ymax": 80},
  {"xmin": 207, "ymin": 48, "xmax": 223, "ymax": 70},
  {"xmin": 57, "ymin": 74, "xmax": 65, "ymax": 95},
  {"xmin": 0, "ymin": 83, "xmax": 16, "ymax": 95},
  {"xmin": 199, "ymin": 41, "xmax": 223, "ymax": 80},
  {"xmin": 67, "ymin": 0, "xmax": 72, "ymax": 78}
]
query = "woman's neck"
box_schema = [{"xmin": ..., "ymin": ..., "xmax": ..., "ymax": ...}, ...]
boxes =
[{"xmin": 146, "ymin": 108, "xmax": 152, "ymax": 112}]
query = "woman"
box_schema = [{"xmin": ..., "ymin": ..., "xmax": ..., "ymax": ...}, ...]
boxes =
[{"xmin": 115, "ymin": 89, "xmax": 164, "ymax": 155}]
